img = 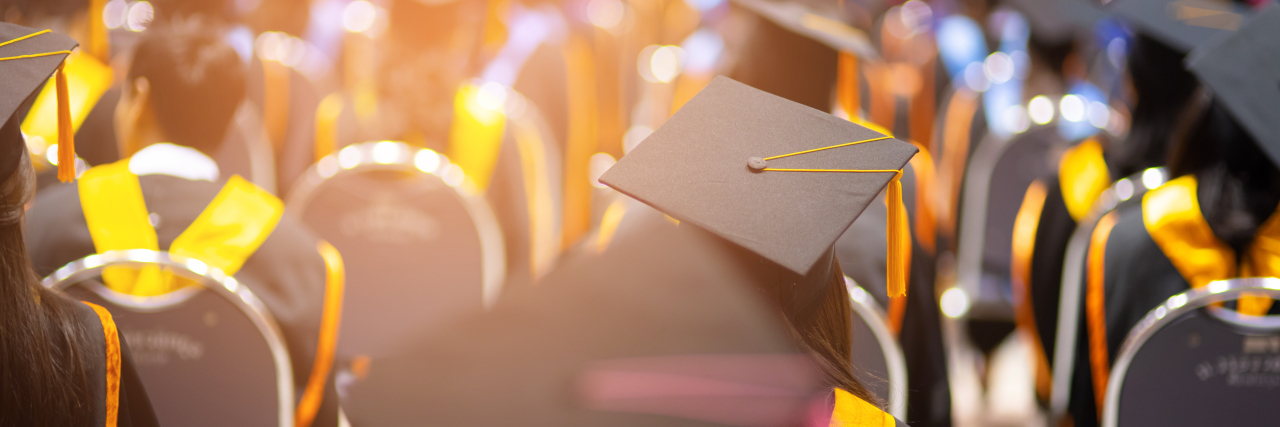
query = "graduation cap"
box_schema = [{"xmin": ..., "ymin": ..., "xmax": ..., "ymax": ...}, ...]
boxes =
[
  {"xmin": 600, "ymin": 76, "xmax": 917, "ymax": 305},
  {"xmin": 1186, "ymin": 4, "xmax": 1280, "ymax": 166},
  {"xmin": 0, "ymin": 23, "xmax": 80, "ymax": 182},
  {"xmin": 1108, "ymin": 0, "xmax": 1254, "ymax": 53}
]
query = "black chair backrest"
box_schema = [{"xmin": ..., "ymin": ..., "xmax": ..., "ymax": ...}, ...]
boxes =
[
  {"xmin": 845, "ymin": 277, "xmax": 908, "ymax": 419},
  {"xmin": 956, "ymin": 126, "xmax": 1070, "ymax": 319},
  {"xmin": 1050, "ymin": 168, "xmax": 1167, "ymax": 421},
  {"xmin": 286, "ymin": 141, "xmax": 505, "ymax": 361},
  {"xmin": 44, "ymin": 250, "xmax": 294, "ymax": 427},
  {"xmin": 1103, "ymin": 278, "xmax": 1280, "ymax": 427}
]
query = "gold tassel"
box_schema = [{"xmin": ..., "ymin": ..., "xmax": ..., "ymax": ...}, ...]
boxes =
[
  {"xmin": 56, "ymin": 61, "xmax": 76, "ymax": 182},
  {"xmin": 886, "ymin": 170, "xmax": 909, "ymax": 298}
]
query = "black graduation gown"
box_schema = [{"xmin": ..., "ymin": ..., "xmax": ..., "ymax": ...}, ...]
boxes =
[
  {"xmin": 67, "ymin": 294, "xmax": 160, "ymax": 427},
  {"xmin": 1021, "ymin": 173, "xmax": 1080, "ymax": 392},
  {"xmin": 835, "ymin": 162, "xmax": 952, "ymax": 427},
  {"xmin": 343, "ymin": 219, "xmax": 898, "ymax": 426},
  {"xmin": 25, "ymin": 175, "xmax": 340, "ymax": 427}
]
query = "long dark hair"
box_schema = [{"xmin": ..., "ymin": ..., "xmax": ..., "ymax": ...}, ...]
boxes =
[
  {"xmin": 780, "ymin": 263, "xmax": 877, "ymax": 404},
  {"xmin": 1168, "ymin": 100, "xmax": 1280, "ymax": 254},
  {"xmin": 0, "ymin": 132, "xmax": 95, "ymax": 425},
  {"xmin": 1108, "ymin": 34, "xmax": 1201, "ymax": 178}
]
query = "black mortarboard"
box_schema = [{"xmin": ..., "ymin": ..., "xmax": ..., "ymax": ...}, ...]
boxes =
[
  {"xmin": 600, "ymin": 76, "xmax": 917, "ymax": 300},
  {"xmin": 731, "ymin": 0, "xmax": 879, "ymax": 60},
  {"xmin": 1109, "ymin": 0, "xmax": 1254, "ymax": 53},
  {"xmin": 0, "ymin": 23, "xmax": 79, "ymax": 182},
  {"xmin": 344, "ymin": 219, "xmax": 829, "ymax": 426},
  {"xmin": 1186, "ymin": 4, "xmax": 1280, "ymax": 166}
]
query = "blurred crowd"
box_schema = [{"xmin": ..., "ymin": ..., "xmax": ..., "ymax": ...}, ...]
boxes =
[{"xmin": 2, "ymin": 0, "xmax": 1280, "ymax": 426}]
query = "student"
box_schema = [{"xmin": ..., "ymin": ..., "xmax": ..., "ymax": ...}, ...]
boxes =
[
  {"xmin": 728, "ymin": 1, "xmax": 951, "ymax": 424},
  {"xmin": 1081, "ymin": 4, "xmax": 1280, "ymax": 425},
  {"xmin": 343, "ymin": 78, "xmax": 911, "ymax": 426},
  {"xmin": 0, "ymin": 23, "xmax": 157, "ymax": 426},
  {"xmin": 23, "ymin": 18, "xmax": 343, "ymax": 427},
  {"xmin": 1007, "ymin": 1, "xmax": 1210, "ymax": 411}
]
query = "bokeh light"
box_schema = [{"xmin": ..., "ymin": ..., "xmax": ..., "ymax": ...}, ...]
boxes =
[
  {"xmin": 103, "ymin": 0, "xmax": 128, "ymax": 29},
  {"xmin": 415, "ymin": 149, "xmax": 442, "ymax": 174},
  {"xmin": 1028, "ymin": 95, "xmax": 1054, "ymax": 125},
  {"xmin": 476, "ymin": 82, "xmax": 508, "ymax": 112},
  {"xmin": 126, "ymin": 1, "xmax": 154, "ymax": 32},
  {"xmin": 983, "ymin": 52, "xmax": 1014, "ymax": 84},
  {"xmin": 649, "ymin": 45, "xmax": 685, "ymax": 83},
  {"xmin": 1059, "ymin": 95, "xmax": 1085, "ymax": 122},
  {"xmin": 343, "ymin": 1, "xmax": 378, "ymax": 33},
  {"xmin": 587, "ymin": 0, "xmax": 625, "ymax": 29},
  {"xmin": 940, "ymin": 287, "xmax": 970, "ymax": 318}
]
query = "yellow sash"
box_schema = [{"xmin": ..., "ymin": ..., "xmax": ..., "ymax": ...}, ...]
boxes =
[
  {"xmin": 1142, "ymin": 175, "xmax": 1275, "ymax": 315},
  {"xmin": 79, "ymin": 160, "xmax": 283, "ymax": 296},
  {"xmin": 448, "ymin": 82, "xmax": 509, "ymax": 191},
  {"xmin": 1058, "ymin": 138, "xmax": 1111, "ymax": 221},
  {"xmin": 829, "ymin": 388, "xmax": 896, "ymax": 427}
]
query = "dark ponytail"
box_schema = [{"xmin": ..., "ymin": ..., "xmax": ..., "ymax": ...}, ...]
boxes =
[{"xmin": 781, "ymin": 263, "xmax": 877, "ymax": 404}]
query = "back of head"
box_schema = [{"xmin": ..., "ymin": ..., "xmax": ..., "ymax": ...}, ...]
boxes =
[
  {"xmin": 1170, "ymin": 100, "xmax": 1280, "ymax": 254},
  {"xmin": 128, "ymin": 16, "xmax": 246, "ymax": 156},
  {"xmin": 1110, "ymin": 34, "xmax": 1200, "ymax": 177},
  {"xmin": 728, "ymin": 16, "xmax": 838, "ymax": 112}
]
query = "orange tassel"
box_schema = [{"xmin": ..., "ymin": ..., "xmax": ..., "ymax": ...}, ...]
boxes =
[
  {"xmin": 56, "ymin": 61, "xmax": 76, "ymax": 182},
  {"xmin": 886, "ymin": 171, "xmax": 909, "ymax": 298}
]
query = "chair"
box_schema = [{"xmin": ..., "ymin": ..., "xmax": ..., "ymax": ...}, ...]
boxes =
[
  {"xmin": 285, "ymin": 141, "xmax": 505, "ymax": 362},
  {"xmin": 1102, "ymin": 277, "xmax": 1280, "ymax": 427},
  {"xmin": 1049, "ymin": 168, "xmax": 1167, "ymax": 421},
  {"xmin": 845, "ymin": 277, "xmax": 909, "ymax": 419},
  {"xmin": 44, "ymin": 249, "xmax": 294, "ymax": 427},
  {"xmin": 955, "ymin": 126, "xmax": 1071, "ymax": 320}
]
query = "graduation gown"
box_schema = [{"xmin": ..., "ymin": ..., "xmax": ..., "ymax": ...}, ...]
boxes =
[
  {"xmin": 68, "ymin": 296, "xmax": 160, "ymax": 427},
  {"xmin": 1010, "ymin": 138, "xmax": 1111, "ymax": 404},
  {"xmin": 343, "ymin": 219, "xmax": 905, "ymax": 427},
  {"xmin": 25, "ymin": 174, "xmax": 341, "ymax": 427},
  {"xmin": 1068, "ymin": 174, "xmax": 1280, "ymax": 426}
]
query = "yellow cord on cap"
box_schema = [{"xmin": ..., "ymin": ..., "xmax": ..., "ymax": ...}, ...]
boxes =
[
  {"xmin": 759, "ymin": 136, "xmax": 910, "ymax": 298},
  {"xmin": 0, "ymin": 29, "xmax": 76, "ymax": 182}
]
